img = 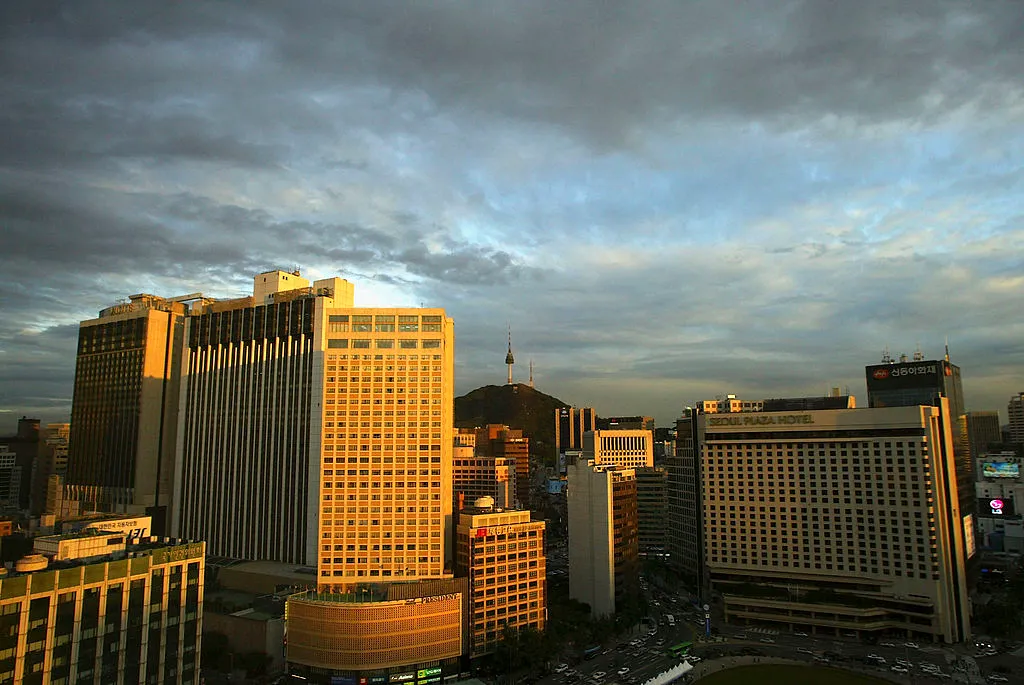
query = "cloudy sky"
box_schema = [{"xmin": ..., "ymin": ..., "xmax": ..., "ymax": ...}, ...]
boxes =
[{"xmin": 2, "ymin": 1, "xmax": 1022, "ymax": 432}]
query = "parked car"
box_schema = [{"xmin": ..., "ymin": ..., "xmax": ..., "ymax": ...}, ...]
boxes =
[{"xmin": 617, "ymin": 668, "xmax": 630, "ymax": 676}]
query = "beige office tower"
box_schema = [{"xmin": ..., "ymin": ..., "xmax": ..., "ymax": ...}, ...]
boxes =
[
  {"xmin": 66, "ymin": 293, "xmax": 191, "ymax": 531},
  {"xmin": 701, "ymin": 402, "xmax": 971, "ymax": 643},
  {"xmin": 456, "ymin": 499, "xmax": 547, "ymax": 657},
  {"xmin": 453, "ymin": 455, "xmax": 516, "ymax": 512},
  {"xmin": 583, "ymin": 429, "xmax": 654, "ymax": 470},
  {"xmin": 568, "ymin": 461, "xmax": 639, "ymax": 617}
]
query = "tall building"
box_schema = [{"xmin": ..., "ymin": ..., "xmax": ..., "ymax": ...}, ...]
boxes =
[
  {"xmin": 964, "ymin": 411, "xmax": 1003, "ymax": 461},
  {"xmin": 635, "ymin": 466, "xmax": 668, "ymax": 559},
  {"xmin": 174, "ymin": 269, "xmax": 456, "ymax": 580},
  {"xmin": 666, "ymin": 409, "xmax": 706, "ymax": 595},
  {"xmin": 583, "ymin": 429, "xmax": 653, "ymax": 470},
  {"xmin": 568, "ymin": 461, "xmax": 639, "ymax": 617},
  {"xmin": 455, "ymin": 499, "xmax": 546, "ymax": 657},
  {"xmin": 865, "ymin": 354, "xmax": 973, "ymax": 554},
  {"xmin": 701, "ymin": 404, "xmax": 970, "ymax": 643},
  {"xmin": 0, "ymin": 417, "xmax": 42, "ymax": 512},
  {"xmin": 0, "ymin": 531, "xmax": 204, "ymax": 684},
  {"xmin": 0, "ymin": 445, "xmax": 21, "ymax": 509},
  {"xmin": 34, "ymin": 423, "xmax": 69, "ymax": 516},
  {"xmin": 1009, "ymin": 392, "xmax": 1024, "ymax": 446},
  {"xmin": 554, "ymin": 407, "xmax": 596, "ymax": 457},
  {"xmin": 66, "ymin": 293, "xmax": 193, "ymax": 530},
  {"xmin": 493, "ymin": 430, "xmax": 531, "ymax": 509}
]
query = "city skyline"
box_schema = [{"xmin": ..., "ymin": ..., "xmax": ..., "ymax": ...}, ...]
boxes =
[{"xmin": 2, "ymin": 2, "xmax": 1023, "ymax": 430}]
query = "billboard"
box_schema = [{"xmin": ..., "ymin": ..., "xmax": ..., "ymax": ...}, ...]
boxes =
[
  {"xmin": 983, "ymin": 462, "xmax": 1020, "ymax": 479},
  {"xmin": 865, "ymin": 361, "xmax": 945, "ymax": 391},
  {"xmin": 963, "ymin": 514, "xmax": 976, "ymax": 558},
  {"xmin": 978, "ymin": 497, "xmax": 1016, "ymax": 517}
]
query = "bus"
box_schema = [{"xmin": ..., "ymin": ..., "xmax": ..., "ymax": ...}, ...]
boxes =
[
  {"xmin": 667, "ymin": 641, "xmax": 692, "ymax": 658},
  {"xmin": 583, "ymin": 645, "xmax": 602, "ymax": 660}
]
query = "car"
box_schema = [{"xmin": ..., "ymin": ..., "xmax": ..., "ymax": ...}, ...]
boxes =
[
  {"xmin": 794, "ymin": 631, "xmax": 809, "ymax": 637},
  {"xmin": 592, "ymin": 672, "xmax": 607, "ymax": 680},
  {"xmin": 656, "ymin": 639, "xmax": 665, "ymax": 646},
  {"xmin": 735, "ymin": 633, "xmax": 747, "ymax": 639},
  {"xmin": 760, "ymin": 637, "xmax": 775, "ymax": 644},
  {"xmin": 556, "ymin": 664, "xmax": 569, "ymax": 673},
  {"xmin": 689, "ymin": 656, "xmax": 702, "ymax": 663},
  {"xmin": 891, "ymin": 666, "xmax": 909, "ymax": 674},
  {"xmin": 617, "ymin": 668, "xmax": 630, "ymax": 676},
  {"xmin": 867, "ymin": 654, "xmax": 883, "ymax": 661},
  {"xmin": 896, "ymin": 659, "xmax": 912, "ymax": 667},
  {"xmin": 904, "ymin": 642, "xmax": 919, "ymax": 649},
  {"xmin": 880, "ymin": 641, "xmax": 896, "ymax": 647},
  {"xmin": 814, "ymin": 656, "xmax": 830, "ymax": 664},
  {"xmin": 797, "ymin": 648, "xmax": 814, "ymax": 655},
  {"xmin": 988, "ymin": 676, "xmax": 1009, "ymax": 684}
]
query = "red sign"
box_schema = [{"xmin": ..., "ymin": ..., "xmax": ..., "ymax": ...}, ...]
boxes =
[
  {"xmin": 872, "ymin": 368, "xmax": 890, "ymax": 379},
  {"xmin": 475, "ymin": 528, "xmax": 487, "ymax": 538}
]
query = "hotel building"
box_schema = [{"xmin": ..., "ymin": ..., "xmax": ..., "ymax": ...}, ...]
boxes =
[
  {"xmin": 701, "ymin": 404, "xmax": 971, "ymax": 643},
  {"xmin": 455, "ymin": 499, "xmax": 546, "ymax": 657},
  {"xmin": 0, "ymin": 531, "xmax": 204, "ymax": 685},
  {"xmin": 568, "ymin": 461, "xmax": 639, "ymax": 617},
  {"xmin": 66, "ymin": 294, "xmax": 192, "ymax": 530}
]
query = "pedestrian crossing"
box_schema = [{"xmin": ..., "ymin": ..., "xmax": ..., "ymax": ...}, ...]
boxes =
[{"xmin": 746, "ymin": 627, "xmax": 779, "ymax": 635}]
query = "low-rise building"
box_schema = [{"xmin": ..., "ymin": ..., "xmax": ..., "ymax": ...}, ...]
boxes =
[{"xmin": 0, "ymin": 530, "xmax": 204, "ymax": 684}]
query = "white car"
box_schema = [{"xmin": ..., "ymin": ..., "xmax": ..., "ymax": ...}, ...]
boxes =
[
  {"xmin": 891, "ymin": 666, "xmax": 909, "ymax": 674},
  {"xmin": 760, "ymin": 637, "xmax": 775, "ymax": 644},
  {"xmin": 592, "ymin": 672, "xmax": 607, "ymax": 680},
  {"xmin": 880, "ymin": 641, "xmax": 896, "ymax": 647},
  {"xmin": 794, "ymin": 631, "xmax": 809, "ymax": 637},
  {"xmin": 797, "ymin": 648, "xmax": 814, "ymax": 655},
  {"xmin": 988, "ymin": 676, "xmax": 1009, "ymax": 683},
  {"xmin": 904, "ymin": 642, "xmax": 919, "ymax": 649},
  {"xmin": 617, "ymin": 668, "xmax": 630, "ymax": 676},
  {"xmin": 556, "ymin": 664, "xmax": 569, "ymax": 673}
]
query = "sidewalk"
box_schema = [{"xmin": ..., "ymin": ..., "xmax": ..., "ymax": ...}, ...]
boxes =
[{"xmin": 686, "ymin": 655, "xmax": 906, "ymax": 683}]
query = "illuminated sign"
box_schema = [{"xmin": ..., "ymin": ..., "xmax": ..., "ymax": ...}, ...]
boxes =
[
  {"xmin": 404, "ymin": 593, "xmax": 460, "ymax": 605},
  {"xmin": 873, "ymin": 368, "xmax": 890, "ymax": 379},
  {"xmin": 389, "ymin": 674, "xmax": 415, "ymax": 683},
  {"xmin": 707, "ymin": 414, "xmax": 814, "ymax": 427},
  {"xmin": 977, "ymin": 497, "xmax": 1015, "ymax": 518},
  {"xmin": 417, "ymin": 667, "xmax": 442, "ymax": 678},
  {"xmin": 983, "ymin": 462, "xmax": 1019, "ymax": 479},
  {"xmin": 964, "ymin": 514, "xmax": 976, "ymax": 558}
]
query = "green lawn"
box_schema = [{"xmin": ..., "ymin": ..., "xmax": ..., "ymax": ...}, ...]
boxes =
[{"xmin": 697, "ymin": 665, "xmax": 890, "ymax": 685}]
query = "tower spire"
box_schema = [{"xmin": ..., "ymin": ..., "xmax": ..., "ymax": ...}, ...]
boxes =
[
  {"xmin": 529, "ymin": 359, "xmax": 534, "ymax": 388},
  {"xmin": 504, "ymin": 325, "xmax": 515, "ymax": 385}
]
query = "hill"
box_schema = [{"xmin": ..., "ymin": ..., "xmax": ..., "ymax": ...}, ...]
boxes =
[{"xmin": 454, "ymin": 384, "xmax": 569, "ymax": 464}]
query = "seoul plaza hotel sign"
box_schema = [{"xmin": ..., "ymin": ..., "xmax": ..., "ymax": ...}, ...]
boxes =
[{"xmin": 707, "ymin": 414, "xmax": 816, "ymax": 428}]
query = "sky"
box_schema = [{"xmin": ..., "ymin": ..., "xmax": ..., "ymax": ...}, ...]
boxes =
[{"xmin": 1, "ymin": 1, "xmax": 1023, "ymax": 432}]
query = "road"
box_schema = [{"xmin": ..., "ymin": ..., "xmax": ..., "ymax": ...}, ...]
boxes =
[{"xmin": 535, "ymin": 574, "xmax": 1024, "ymax": 685}]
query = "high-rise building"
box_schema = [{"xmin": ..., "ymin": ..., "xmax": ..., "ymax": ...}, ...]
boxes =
[
  {"xmin": 492, "ymin": 430, "xmax": 531, "ymax": 509},
  {"xmin": 666, "ymin": 409, "xmax": 707, "ymax": 597},
  {"xmin": 583, "ymin": 429, "xmax": 653, "ymax": 470},
  {"xmin": 568, "ymin": 461, "xmax": 639, "ymax": 617},
  {"xmin": 865, "ymin": 354, "xmax": 973, "ymax": 554},
  {"xmin": 455, "ymin": 499, "xmax": 546, "ymax": 657},
  {"xmin": 0, "ymin": 445, "xmax": 20, "ymax": 509},
  {"xmin": 635, "ymin": 467, "xmax": 668, "ymax": 559},
  {"xmin": 701, "ymin": 404, "xmax": 970, "ymax": 643},
  {"xmin": 555, "ymin": 407, "xmax": 596, "ymax": 457},
  {"xmin": 964, "ymin": 411, "xmax": 1003, "ymax": 461},
  {"xmin": 66, "ymin": 293, "xmax": 193, "ymax": 530},
  {"xmin": 0, "ymin": 531, "xmax": 204, "ymax": 684},
  {"xmin": 174, "ymin": 270, "xmax": 456, "ymax": 580},
  {"xmin": 1009, "ymin": 392, "xmax": 1024, "ymax": 446},
  {"xmin": 33, "ymin": 423, "xmax": 69, "ymax": 516},
  {"xmin": 0, "ymin": 417, "xmax": 43, "ymax": 513}
]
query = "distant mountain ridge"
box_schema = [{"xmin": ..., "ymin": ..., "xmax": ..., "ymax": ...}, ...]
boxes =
[{"xmin": 454, "ymin": 384, "xmax": 569, "ymax": 462}]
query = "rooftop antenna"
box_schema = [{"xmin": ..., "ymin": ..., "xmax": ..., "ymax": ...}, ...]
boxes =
[
  {"xmin": 881, "ymin": 345, "xmax": 892, "ymax": 364},
  {"xmin": 913, "ymin": 343, "xmax": 924, "ymax": 362},
  {"xmin": 529, "ymin": 359, "xmax": 534, "ymax": 388},
  {"xmin": 945, "ymin": 335, "xmax": 950, "ymax": 362}
]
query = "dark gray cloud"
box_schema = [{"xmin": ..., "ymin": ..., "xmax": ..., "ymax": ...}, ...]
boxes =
[{"xmin": 1, "ymin": 1, "xmax": 1022, "ymax": 430}]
